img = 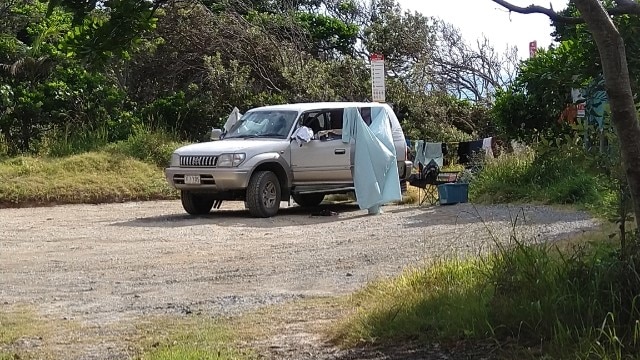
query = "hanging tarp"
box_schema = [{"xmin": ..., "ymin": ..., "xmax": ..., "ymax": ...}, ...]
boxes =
[{"xmin": 342, "ymin": 107, "xmax": 402, "ymax": 215}]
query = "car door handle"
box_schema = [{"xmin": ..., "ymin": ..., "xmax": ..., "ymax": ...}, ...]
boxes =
[{"xmin": 335, "ymin": 149, "xmax": 346, "ymax": 155}]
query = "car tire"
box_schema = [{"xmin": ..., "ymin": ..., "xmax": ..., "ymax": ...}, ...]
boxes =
[
  {"xmin": 292, "ymin": 193, "xmax": 325, "ymax": 207},
  {"xmin": 246, "ymin": 171, "xmax": 281, "ymax": 218},
  {"xmin": 181, "ymin": 191, "xmax": 215, "ymax": 215}
]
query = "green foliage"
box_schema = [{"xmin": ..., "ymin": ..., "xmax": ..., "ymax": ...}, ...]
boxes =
[
  {"xmin": 50, "ymin": 0, "xmax": 162, "ymax": 66},
  {"xmin": 295, "ymin": 12, "xmax": 359, "ymax": 56},
  {"xmin": 469, "ymin": 145, "xmax": 609, "ymax": 209},
  {"xmin": 392, "ymin": 87, "xmax": 490, "ymax": 142},
  {"xmin": 552, "ymin": 1, "xmax": 640, "ymax": 92},
  {"xmin": 0, "ymin": 151, "xmax": 177, "ymax": 207},
  {"xmin": 0, "ymin": 0, "xmax": 497, "ymax": 159},
  {"xmin": 492, "ymin": 41, "xmax": 586, "ymax": 142},
  {"xmin": 136, "ymin": 317, "xmax": 254, "ymax": 360},
  {"xmin": 332, "ymin": 229, "xmax": 640, "ymax": 359},
  {"xmin": 104, "ymin": 128, "xmax": 186, "ymax": 168},
  {"xmin": 331, "ymin": 259, "xmax": 490, "ymax": 346},
  {"xmin": 1, "ymin": 60, "xmax": 138, "ymax": 154}
]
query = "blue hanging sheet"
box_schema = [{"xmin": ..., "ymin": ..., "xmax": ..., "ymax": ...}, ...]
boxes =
[{"xmin": 342, "ymin": 107, "xmax": 402, "ymax": 214}]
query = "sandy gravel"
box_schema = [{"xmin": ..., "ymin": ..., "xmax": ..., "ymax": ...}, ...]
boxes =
[{"xmin": 0, "ymin": 199, "xmax": 599, "ymax": 358}]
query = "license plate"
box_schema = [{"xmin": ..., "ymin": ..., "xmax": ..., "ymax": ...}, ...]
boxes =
[{"xmin": 184, "ymin": 175, "xmax": 201, "ymax": 185}]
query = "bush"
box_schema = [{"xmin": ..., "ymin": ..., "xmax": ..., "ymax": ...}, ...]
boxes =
[
  {"xmin": 331, "ymin": 229, "xmax": 640, "ymax": 359},
  {"xmin": 469, "ymin": 147, "xmax": 608, "ymax": 209},
  {"xmin": 0, "ymin": 152, "xmax": 178, "ymax": 207},
  {"xmin": 104, "ymin": 128, "xmax": 187, "ymax": 168}
]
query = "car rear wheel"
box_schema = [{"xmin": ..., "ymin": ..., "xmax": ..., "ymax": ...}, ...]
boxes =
[
  {"xmin": 181, "ymin": 191, "xmax": 215, "ymax": 215},
  {"xmin": 292, "ymin": 193, "xmax": 325, "ymax": 207},
  {"xmin": 246, "ymin": 171, "xmax": 281, "ymax": 218}
]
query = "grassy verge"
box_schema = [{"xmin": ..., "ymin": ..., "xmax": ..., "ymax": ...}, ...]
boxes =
[
  {"xmin": 329, "ymin": 228, "xmax": 640, "ymax": 359},
  {"xmin": 0, "ymin": 152, "xmax": 178, "ymax": 208},
  {"xmin": 468, "ymin": 149, "xmax": 615, "ymax": 217},
  {"xmin": 132, "ymin": 316, "xmax": 255, "ymax": 360},
  {"xmin": 0, "ymin": 128, "xmax": 186, "ymax": 208},
  {"xmin": 0, "ymin": 306, "xmax": 55, "ymax": 359},
  {"xmin": 0, "ymin": 306, "xmax": 254, "ymax": 360}
]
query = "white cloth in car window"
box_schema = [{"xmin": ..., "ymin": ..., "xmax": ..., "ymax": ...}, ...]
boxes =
[
  {"xmin": 294, "ymin": 126, "xmax": 314, "ymax": 146},
  {"xmin": 342, "ymin": 107, "xmax": 402, "ymax": 215},
  {"xmin": 224, "ymin": 107, "xmax": 242, "ymax": 132}
]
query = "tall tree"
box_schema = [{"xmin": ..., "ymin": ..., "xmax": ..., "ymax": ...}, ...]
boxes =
[
  {"xmin": 430, "ymin": 19, "xmax": 519, "ymax": 103},
  {"xmin": 491, "ymin": 0, "xmax": 640, "ymax": 248}
]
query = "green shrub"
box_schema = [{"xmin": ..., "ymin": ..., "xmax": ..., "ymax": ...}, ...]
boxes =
[
  {"xmin": 331, "ymin": 231, "xmax": 640, "ymax": 359},
  {"xmin": 469, "ymin": 147, "xmax": 609, "ymax": 209},
  {"xmin": 104, "ymin": 128, "xmax": 187, "ymax": 168},
  {"xmin": 0, "ymin": 152, "xmax": 178, "ymax": 207}
]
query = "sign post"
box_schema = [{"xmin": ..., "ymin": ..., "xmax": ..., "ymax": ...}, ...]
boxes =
[
  {"xmin": 529, "ymin": 41, "xmax": 537, "ymax": 58},
  {"xmin": 370, "ymin": 53, "xmax": 386, "ymax": 102},
  {"xmin": 577, "ymin": 103, "xmax": 586, "ymax": 118}
]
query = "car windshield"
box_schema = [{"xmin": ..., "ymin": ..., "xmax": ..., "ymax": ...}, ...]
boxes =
[{"xmin": 224, "ymin": 110, "xmax": 298, "ymax": 139}]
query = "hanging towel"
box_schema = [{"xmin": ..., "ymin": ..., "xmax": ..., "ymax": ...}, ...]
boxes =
[
  {"xmin": 414, "ymin": 140, "xmax": 426, "ymax": 168},
  {"xmin": 482, "ymin": 137, "xmax": 494, "ymax": 158},
  {"xmin": 458, "ymin": 140, "xmax": 483, "ymax": 164},
  {"xmin": 424, "ymin": 142, "xmax": 444, "ymax": 167}
]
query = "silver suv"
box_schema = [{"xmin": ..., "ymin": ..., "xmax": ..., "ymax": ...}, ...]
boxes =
[{"xmin": 164, "ymin": 102, "xmax": 413, "ymax": 217}]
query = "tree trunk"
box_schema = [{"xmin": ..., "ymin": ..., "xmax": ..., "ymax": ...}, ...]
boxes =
[{"xmin": 574, "ymin": 0, "xmax": 640, "ymax": 245}]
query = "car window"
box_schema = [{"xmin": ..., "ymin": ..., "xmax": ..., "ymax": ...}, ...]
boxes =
[
  {"xmin": 358, "ymin": 107, "xmax": 372, "ymax": 126},
  {"xmin": 359, "ymin": 106, "xmax": 392, "ymax": 129},
  {"xmin": 297, "ymin": 106, "xmax": 386, "ymax": 133},
  {"xmin": 327, "ymin": 109, "xmax": 344, "ymax": 130}
]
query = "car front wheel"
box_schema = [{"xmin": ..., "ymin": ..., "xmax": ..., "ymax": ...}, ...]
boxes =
[
  {"xmin": 181, "ymin": 191, "xmax": 215, "ymax": 215},
  {"xmin": 246, "ymin": 171, "xmax": 281, "ymax": 218}
]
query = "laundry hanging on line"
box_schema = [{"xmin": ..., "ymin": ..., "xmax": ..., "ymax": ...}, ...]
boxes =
[{"xmin": 408, "ymin": 137, "xmax": 496, "ymax": 167}]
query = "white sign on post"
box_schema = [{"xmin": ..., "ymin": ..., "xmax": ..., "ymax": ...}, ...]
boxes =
[
  {"xmin": 529, "ymin": 40, "xmax": 537, "ymax": 58},
  {"xmin": 370, "ymin": 53, "xmax": 386, "ymax": 102}
]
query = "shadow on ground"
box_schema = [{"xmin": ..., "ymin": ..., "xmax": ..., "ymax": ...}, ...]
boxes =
[
  {"xmin": 111, "ymin": 202, "xmax": 367, "ymax": 228},
  {"xmin": 388, "ymin": 203, "xmax": 594, "ymax": 228},
  {"xmin": 260, "ymin": 340, "xmax": 501, "ymax": 360}
]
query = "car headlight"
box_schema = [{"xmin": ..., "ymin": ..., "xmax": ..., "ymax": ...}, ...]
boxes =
[
  {"xmin": 170, "ymin": 153, "xmax": 180, "ymax": 167},
  {"xmin": 217, "ymin": 153, "xmax": 246, "ymax": 167}
]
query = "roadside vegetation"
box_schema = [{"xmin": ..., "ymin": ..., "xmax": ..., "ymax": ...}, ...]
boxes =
[
  {"xmin": 133, "ymin": 316, "xmax": 254, "ymax": 360},
  {"xmin": 0, "ymin": 306, "xmax": 54, "ymax": 360},
  {"xmin": 0, "ymin": 129, "xmax": 183, "ymax": 207},
  {"xmin": 468, "ymin": 144, "xmax": 616, "ymax": 218},
  {"xmin": 1, "ymin": 0, "xmax": 503, "ymax": 209},
  {"xmin": 2, "ymin": 0, "xmax": 640, "ymax": 359},
  {"xmin": 330, "ymin": 223, "xmax": 640, "ymax": 359}
]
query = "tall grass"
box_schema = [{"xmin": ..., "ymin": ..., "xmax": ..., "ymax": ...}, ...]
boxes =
[
  {"xmin": 37, "ymin": 122, "xmax": 187, "ymax": 167},
  {"xmin": 38, "ymin": 123, "xmax": 113, "ymax": 157},
  {"xmin": 469, "ymin": 149, "xmax": 611, "ymax": 211},
  {"xmin": 0, "ymin": 152, "xmax": 178, "ymax": 207},
  {"xmin": 103, "ymin": 128, "xmax": 187, "ymax": 168},
  {"xmin": 330, "ymin": 222, "xmax": 640, "ymax": 359},
  {"xmin": 0, "ymin": 125, "xmax": 188, "ymax": 207}
]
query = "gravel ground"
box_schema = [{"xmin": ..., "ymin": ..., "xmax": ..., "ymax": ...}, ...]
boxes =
[{"xmin": 0, "ymin": 199, "xmax": 600, "ymax": 359}]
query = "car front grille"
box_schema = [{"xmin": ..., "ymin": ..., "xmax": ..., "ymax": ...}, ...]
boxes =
[{"xmin": 180, "ymin": 155, "xmax": 217, "ymax": 167}]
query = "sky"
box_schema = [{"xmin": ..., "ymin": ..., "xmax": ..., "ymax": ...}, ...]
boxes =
[{"xmin": 397, "ymin": 0, "xmax": 569, "ymax": 60}]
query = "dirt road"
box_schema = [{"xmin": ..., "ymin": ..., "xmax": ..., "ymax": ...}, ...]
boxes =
[{"xmin": 0, "ymin": 200, "xmax": 599, "ymax": 358}]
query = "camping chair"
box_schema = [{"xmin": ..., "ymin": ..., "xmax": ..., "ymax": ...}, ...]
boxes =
[{"xmin": 408, "ymin": 161, "xmax": 440, "ymax": 206}]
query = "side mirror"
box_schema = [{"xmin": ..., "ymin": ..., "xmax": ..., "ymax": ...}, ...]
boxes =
[
  {"xmin": 211, "ymin": 128, "xmax": 223, "ymax": 141},
  {"xmin": 292, "ymin": 126, "xmax": 314, "ymax": 145}
]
